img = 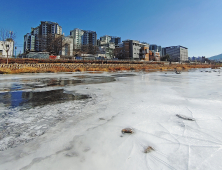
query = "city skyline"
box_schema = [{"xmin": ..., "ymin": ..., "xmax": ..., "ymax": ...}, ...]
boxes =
[{"xmin": 1, "ymin": 0, "xmax": 222, "ymax": 57}]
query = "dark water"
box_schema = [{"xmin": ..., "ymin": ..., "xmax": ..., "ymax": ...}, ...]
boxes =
[
  {"xmin": 0, "ymin": 89, "xmax": 90, "ymax": 109},
  {"xmin": 0, "ymin": 75, "xmax": 117, "ymax": 109},
  {"xmin": 0, "ymin": 74, "xmax": 141, "ymax": 109},
  {"xmin": 111, "ymin": 74, "xmax": 136, "ymax": 77},
  {"xmin": 24, "ymin": 76, "xmax": 115, "ymax": 89}
]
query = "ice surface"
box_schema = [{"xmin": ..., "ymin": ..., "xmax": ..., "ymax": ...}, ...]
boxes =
[{"xmin": 0, "ymin": 69, "xmax": 222, "ymax": 170}]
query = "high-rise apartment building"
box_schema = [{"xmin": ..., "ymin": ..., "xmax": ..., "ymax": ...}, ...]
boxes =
[
  {"xmin": 24, "ymin": 21, "xmax": 62, "ymax": 53},
  {"xmin": 70, "ymin": 28, "xmax": 84, "ymax": 49},
  {"xmin": 24, "ymin": 33, "xmax": 35, "ymax": 52},
  {"xmin": 110, "ymin": 37, "xmax": 121, "ymax": 45},
  {"xmin": 70, "ymin": 29, "xmax": 97, "ymax": 49},
  {"xmin": 99, "ymin": 35, "xmax": 121, "ymax": 46},
  {"xmin": 82, "ymin": 30, "xmax": 97, "ymax": 46},
  {"xmin": 35, "ymin": 21, "xmax": 62, "ymax": 36}
]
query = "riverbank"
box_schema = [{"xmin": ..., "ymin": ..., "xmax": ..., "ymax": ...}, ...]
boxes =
[{"xmin": 0, "ymin": 63, "xmax": 219, "ymax": 74}]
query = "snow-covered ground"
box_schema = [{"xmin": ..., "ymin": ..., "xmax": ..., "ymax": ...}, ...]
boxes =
[{"xmin": 0, "ymin": 69, "xmax": 222, "ymax": 170}]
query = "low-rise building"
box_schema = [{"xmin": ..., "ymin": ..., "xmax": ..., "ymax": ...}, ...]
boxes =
[
  {"xmin": 0, "ymin": 40, "xmax": 14, "ymax": 58},
  {"xmin": 26, "ymin": 52, "xmax": 49, "ymax": 59},
  {"xmin": 98, "ymin": 46, "xmax": 114, "ymax": 59},
  {"xmin": 114, "ymin": 40, "xmax": 149, "ymax": 60},
  {"xmin": 189, "ymin": 56, "xmax": 206, "ymax": 62},
  {"xmin": 61, "ymin": 36, "xmax": 73, "ymax": 56},
  {"xmin": 140, "ymin": 46, "xmax": 149, "ymax": 61},
  {"xmin": 149, "ymin": 50, "xmax": 160, "ymax": 61}
]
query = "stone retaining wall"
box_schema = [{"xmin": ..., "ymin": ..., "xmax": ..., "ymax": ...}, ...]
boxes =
[{"xmin": 0, "ymin": 63, "xmax": 163, "ymax": 70}]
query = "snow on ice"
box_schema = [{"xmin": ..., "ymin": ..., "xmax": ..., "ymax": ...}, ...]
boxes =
[{"xmin": 0, "ymin": 69, "xmax": 222, "ymax": 170}]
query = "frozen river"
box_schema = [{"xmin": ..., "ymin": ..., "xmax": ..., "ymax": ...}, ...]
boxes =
[{"xmin": 0, "ymin": 69, "xmax": 222, "ymax": 170}]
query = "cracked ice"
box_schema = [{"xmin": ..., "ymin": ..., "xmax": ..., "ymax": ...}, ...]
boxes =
[{"xmin": 0, "ymin": 68, "xmax": 222, "ymax": 170}]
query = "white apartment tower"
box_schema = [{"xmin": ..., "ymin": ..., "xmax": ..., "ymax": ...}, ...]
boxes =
[{"xmin": 70, "ymin": 28, "xmax": 84, "ymax": 49}]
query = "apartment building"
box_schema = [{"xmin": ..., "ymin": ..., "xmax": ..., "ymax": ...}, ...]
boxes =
[
  {"xmin": 110, "ymin": 36, "xmax": 121, "ymax": 45},
  {"xmin": 141, "ymin": 46, "xmax": 149, "ymax": 61},
  {"xmin": 82, "ymin": 30, "xmax": 97, "ymax": 46},
  {"xmin": 98, "ymin": 35, "xmax": 116, "ymax": 59},
  {"xmin": 24, "ymin": 21, "xmax": 62, "ymax": 54},
  {"xmin": 114, "ymin": 40, "xmax": 149, "ymax": 60},
  {"xmin": 149, "ymin": 50, "xmax": 160, "ymax": 61},
  {"xmin": 0, "ymin": 40, "xmax": 14, "ymax": 58},
  {"xmin": 70, "ymin": 28, "xmax": 84, "ymax": 49},
  {"xmin": 70, "ymin": 29, "xmax": 97, "ymax": 49},
  {"xmin": 99, "ymin": 35, "xmax": 121, "ymax": 46},
  {"xmin": 149, "ymin": 44, "xmax": 162, "ymax": 56},
  {"xmin": 100, "ymin": 35, "xmax": 111, "ymax": 45},
  {"xmin": 24, "ymin": 33, "xmax": 35, "ymax": 52}
]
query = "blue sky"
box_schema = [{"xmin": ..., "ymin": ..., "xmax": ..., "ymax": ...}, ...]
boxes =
[{"xmin": 1, "ymin": 0, "xmax": 222, "ymax": 57}]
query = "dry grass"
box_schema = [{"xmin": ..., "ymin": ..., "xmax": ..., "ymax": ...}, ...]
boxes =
[
  {"xmin": 13, "ymin": 67, "xmax": 39, "ymax": 73},
  {"xmin": 0, "ymin": 68, "xmax": 12, "ymax": 74},
  {"xmin": 73, "ymin": 67, "xmax": 86, "ymax": 72},
  {"xmin": 0, "ymin": 63, "xmax": 215, "ymax": 74},
  {"xmin": 0, "ymin": 66, "xmax": 74, "ymax": 74},
  {"xmin": 176, "ymin": 67, "xmax": 183, "ymax": 71}
]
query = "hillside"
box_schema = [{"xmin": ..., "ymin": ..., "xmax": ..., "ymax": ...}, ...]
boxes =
[{"xmin": 208, "ymin": 53, "xmax": 222, "ymax": 61}]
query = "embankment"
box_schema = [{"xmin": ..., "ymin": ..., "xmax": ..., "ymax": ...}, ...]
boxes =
[{"xmin": 0, "ymin": 62, "xmax": 218, "ymax": 74}]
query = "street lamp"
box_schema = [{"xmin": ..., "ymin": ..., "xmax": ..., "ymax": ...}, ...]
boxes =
[{"xmin": 15, "ymin": 46, "xmax": 17, "ymax": 58}]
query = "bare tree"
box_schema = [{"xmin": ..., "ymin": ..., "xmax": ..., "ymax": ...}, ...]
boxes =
[
  {"xmin": 0, "ymin": 29, "xmax": 16, "ymax": 64},
  {"xmin": 81, "ymin": 44, "xmax": 98, "ymax": 55},
  {"xmin": 47, "ymin": 34, "xmax": 62, "ymax": 55},
  {"xmin": 73, "ymin": 45, "xmax": 82, "ymax": 57},
  {"xmin": 35, "ymin": 34, "xmax": 68, "ymax": 55}
]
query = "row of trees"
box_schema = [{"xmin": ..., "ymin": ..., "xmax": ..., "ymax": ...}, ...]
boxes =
[
  {"xmin": 42, "ymin": 35, "xmax": 115, "ymax": 58},
  {"xmin": 160, "ymin": 54, "xmax": 170, "ymax": 61},
  {"xmin": 73, "ymin": 44, "xmax": 99, "ymax": 56}
]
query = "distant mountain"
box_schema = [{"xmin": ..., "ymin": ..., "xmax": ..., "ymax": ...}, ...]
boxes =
[{"xmin": 208, "ymin": 53, "xmax": 222, "ymax": 61}]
